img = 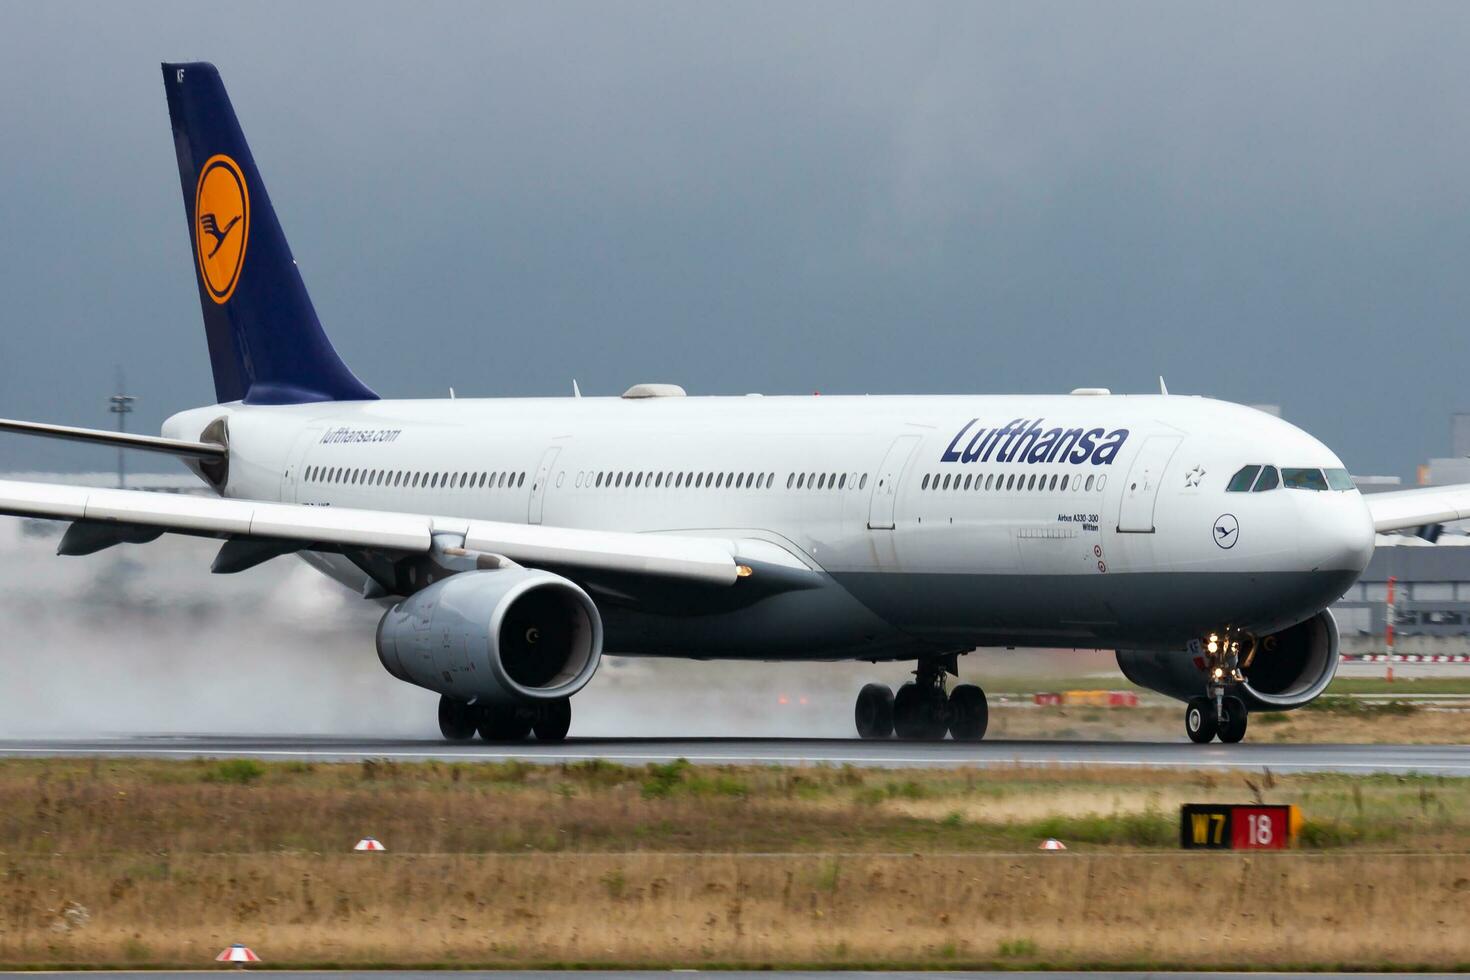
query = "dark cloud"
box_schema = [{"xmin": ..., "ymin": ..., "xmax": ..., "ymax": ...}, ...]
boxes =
[{"xmin": 2, "ymin": 1, "xmax": 1468, "ymax": 476}]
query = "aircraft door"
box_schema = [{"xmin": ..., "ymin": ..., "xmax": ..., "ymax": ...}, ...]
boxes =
[
  {"xmin": 280, "ymin": 426, "xmax": 324, "ymax": 503},
  {"xmin": 528, "ymin": 446, "xmax": 562, "ymax": 524},
  {"xmin": 867, "ymin": 434, "xmax": 921, "ymax": 530},
  {"xmin": 1116, "ymin": 435, "xmax": 1182, "ymax": 533}
]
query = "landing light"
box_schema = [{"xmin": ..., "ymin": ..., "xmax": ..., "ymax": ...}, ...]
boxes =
[{"xmin": 736, "ymin": 564, "xmax": 753, "ymax": 578}]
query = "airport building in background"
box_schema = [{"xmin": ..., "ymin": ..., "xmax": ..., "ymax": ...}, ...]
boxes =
[{"xmin": 1335, "ymin": 412, "xmax": 1470, "ymax": 653}]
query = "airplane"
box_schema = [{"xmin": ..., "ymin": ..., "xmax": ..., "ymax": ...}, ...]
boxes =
[{"xmin": 0, "ymin": 63, "xmax": 1461, "ymax": 745}]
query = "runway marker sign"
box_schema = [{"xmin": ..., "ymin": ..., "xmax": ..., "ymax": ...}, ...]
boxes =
[
  {"xmin": 215, "ymin": 943, "xmax": 260, "ymax": 964},
  {"xmin": 1180, "ymin": 803, "xmax": 1301, "ymax": 849},
  {"xmin": 353, "ymin": 836, "xmax": 386, "ymax": 851}
]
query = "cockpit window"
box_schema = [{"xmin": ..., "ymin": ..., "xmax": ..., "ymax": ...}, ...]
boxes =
[
  {"xmin": 1226, "ymin": 465, "xmax": 1260, "ymax": 492},
  {"xmin": 1282, "ymin": 467, "xmax": 1330, "ymax": 491},
  {"xmin": 1324, "ymin": 467, "xmax": 1355, "ymax": 491},
  {"xmin": 1252, "ymin": 465, "xmax": 1279, "ymax": 492}
]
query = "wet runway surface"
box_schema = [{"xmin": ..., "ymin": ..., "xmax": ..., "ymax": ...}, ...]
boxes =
[{"xmin": 2, "ymin": 735, "xmax": 1469, "ymax": 774}]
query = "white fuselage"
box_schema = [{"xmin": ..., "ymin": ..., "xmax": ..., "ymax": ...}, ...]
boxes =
[{"xmin": 164, "ymin": 391, "xmax": 1375, "ymax": 659}]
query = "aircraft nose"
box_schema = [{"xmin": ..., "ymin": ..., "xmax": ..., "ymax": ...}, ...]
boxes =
[{"xmin": 1299, "ymin": 492, "xmax": 1375, "ymax": 574}]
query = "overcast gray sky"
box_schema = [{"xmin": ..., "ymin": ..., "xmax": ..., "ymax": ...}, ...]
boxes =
[{"xmin": 2, "ymin": 1, "xmax": 1468, "ymax": 477}]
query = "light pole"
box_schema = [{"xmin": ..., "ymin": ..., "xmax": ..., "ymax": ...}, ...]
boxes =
[{"xmin": 109, "ymin": 370, "xmax": 134, "ymax": 489}]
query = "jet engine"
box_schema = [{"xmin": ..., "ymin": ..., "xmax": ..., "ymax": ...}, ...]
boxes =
[
  {"xmin": 376, "ymin": 568, "xmax": 603, "ymax": 704},
  {"xmin": 1116, "ymin": 609, "xmax": 1339, "ymax": 711}
]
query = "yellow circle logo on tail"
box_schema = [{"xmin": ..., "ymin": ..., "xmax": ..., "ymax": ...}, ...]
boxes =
[{"xmin": 194, "ymin": 154, "xmax": 250, "ymax": 304}]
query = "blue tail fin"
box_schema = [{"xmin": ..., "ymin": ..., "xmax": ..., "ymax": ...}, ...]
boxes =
[{"xmin": 162, "ymin": 63, "xmax": 377, "ymax": 405}]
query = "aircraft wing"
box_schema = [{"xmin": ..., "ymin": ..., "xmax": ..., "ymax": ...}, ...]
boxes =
[
  {"xmin": 0, "ymin": 479, "xmax": 746, "ymax": 587},
  {"xmin": 0, "ymin": 417, "xmax": 226, "ymax": 460},
  {"xmin": 1365, "ymin": 484, "xmax": 1470, "ymax": 533}
]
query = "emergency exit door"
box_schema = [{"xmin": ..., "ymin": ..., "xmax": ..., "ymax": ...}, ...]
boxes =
[
  {"xmin": 528, "ymin": 446, "xmax": 562, "ymax": 524},
  {"xmin": 1116, "ymin": 435, "xmax": 1182, "ymax": 533},
  {"xmin": 867, "ymin": 434, "xmax": 921, "ymax": 530}
]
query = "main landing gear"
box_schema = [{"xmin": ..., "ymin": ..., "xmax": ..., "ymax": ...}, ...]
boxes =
[
  {"xmin": 854, "ymin": 657, "xmax": 988, "ymax": 741},
  {"xmin": 438, "ymin": 694, "xmax": 572, "ymax": 743},
  {"xmin": 1184, "ymin": 629, "xmax": 1251, "ymax": 744}
]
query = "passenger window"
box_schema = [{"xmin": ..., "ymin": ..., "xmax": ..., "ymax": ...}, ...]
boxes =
[
  {"xmin": 788, "ymin": 474, "xmax": 795, "ymax": 489},
  {"xmin": 1282, "ymin": 467, "xmax": 1329, "ymax": 491},
  {"xmin": 1098, "ymin": 475, "xmax": 1107, "ymax": 491},
  {"xmin": 1085, "ymin": 475, "xmax": 1094, "ymax": 491},
  {"xmin": 1252, "ymin": 466, "xmax": 1280, "ymax": 492},
  {"xmin": 859, "ymin": 474, "xmax": 867, "ymax": 490}
]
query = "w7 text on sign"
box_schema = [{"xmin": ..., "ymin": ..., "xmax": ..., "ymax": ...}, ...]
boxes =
[{"xmin": 1180, "ymin": 804, "xmax": 1301, "ymax": 849}]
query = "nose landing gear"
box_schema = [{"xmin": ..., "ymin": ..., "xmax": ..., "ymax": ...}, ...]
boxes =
[
  {"xmin": 855, "ymin": 656, "xmax": 989, "ymax": 741},
  {"xmin": 1185, "ymin": 630, "xmax": 1253, "ymax": 743}
]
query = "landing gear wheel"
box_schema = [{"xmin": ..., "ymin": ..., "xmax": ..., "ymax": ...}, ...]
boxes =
[
  {"xmin": 533, "ymin": 699, "xmax": 572, "ymax": 742},
  {"xmin": 892, "ymin": 683, "xmax": 924, "ymax": 739},
  {"xmin": 438, "ymin": 696, "xmax": 478, "ymax": 741},
  {"xmin": 477, "ymin": 704, "xmax": 534, "ymax": 742},
  {"xmin": 1217, "ymin": 696, "xmax": 1248, "ymax": 744},
  {"xmin": 948, "ymin": 684, "xmax": 988, "ymax": 741},
  {"xmin": 854, "ymin": 684, "xmax": 895, "ymax": 739},
  {"xmin": 1185, "ymin": 696, "xmax": 1218, "ymax": 744},
  {"xmin": 894, "ymin": 683, "xmax": 948, "ymax": 740}
]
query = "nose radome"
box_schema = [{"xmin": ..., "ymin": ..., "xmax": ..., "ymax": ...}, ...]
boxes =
[{"xmin": 1299, "ymin": 492, "xmax": 1375, "ymax": 574}]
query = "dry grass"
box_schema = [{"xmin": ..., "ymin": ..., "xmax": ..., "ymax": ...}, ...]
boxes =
[
  {"xmin": 7, "ymin": 852, "xmax": 1470, "ymax": 968},
  {"xmin": 3, "ymin": 757, "xmax": 1470, "ymax": 967}
]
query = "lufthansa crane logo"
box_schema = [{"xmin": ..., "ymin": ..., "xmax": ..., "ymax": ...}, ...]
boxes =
[
  {"xmin": 194, "ymin": 154, "xmax": 250, "ymax": 304},
  {"xmin": 1213, "ymin": 513, "xmax": 1239, "ymax": 549}
]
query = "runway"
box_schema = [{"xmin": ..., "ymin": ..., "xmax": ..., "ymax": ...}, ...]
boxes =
[{"xmin": 2, "ymin": 735, "xmax": 1469, "ymax": 774}]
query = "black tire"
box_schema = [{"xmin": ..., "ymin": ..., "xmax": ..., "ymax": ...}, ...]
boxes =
[
  {"xmin": 438, "ymin": 696, "xmax": 478, "ymax": 741},
  {"xmin": 1185, "ymin": 696, "xmax": 1218, "ymax": 744},
  {"xmin": 533, "ymin": 699, "xmax": 573, "ymax": 742},
  {"xmin": 893, "ymin": 682, "xmax": 925, "ymax": 740},
  {"xmin": 478, "ymin": 704, "xmax": 534, "ymax": 742},
  {"xmin": 919, "ymin": 689, "xmax": 950, "ymax": 740},
  {"xmin": 948, "ymin": 684, "xmax": 989, "ymax": 741},
  {"xmin": 854, "ymin": 684, "xmax": 895, "ymax": 739},
  {"xmin": 1217, "ymin": 696, "xmax": 1248, "ymax": 744}
]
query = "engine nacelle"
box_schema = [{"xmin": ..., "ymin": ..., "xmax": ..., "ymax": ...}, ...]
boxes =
[
  {"xmin": 376, "ymin": 568, "xmax": 603, "ymax": 704},
  {"xmin": 1116, "ymin": 609, "xmax": 1339, "ymax": 712}
]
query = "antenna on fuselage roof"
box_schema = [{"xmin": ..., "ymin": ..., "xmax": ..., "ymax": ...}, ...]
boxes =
[
  {"xmin": 572, "ymin": 379, "xmax": 582, "ymax": 398},
  {"xmin": 449, "ymin": 387, "xmax": 456, "ymax": 399},
  {"xmin": 1159, "ymin": 376, "xmax": 1169, "ymax": 396}
]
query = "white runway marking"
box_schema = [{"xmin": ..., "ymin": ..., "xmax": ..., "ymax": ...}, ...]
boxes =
[{"xmin": 2, "ymin": 736, "xmax": 1469, "ymax": 774}]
